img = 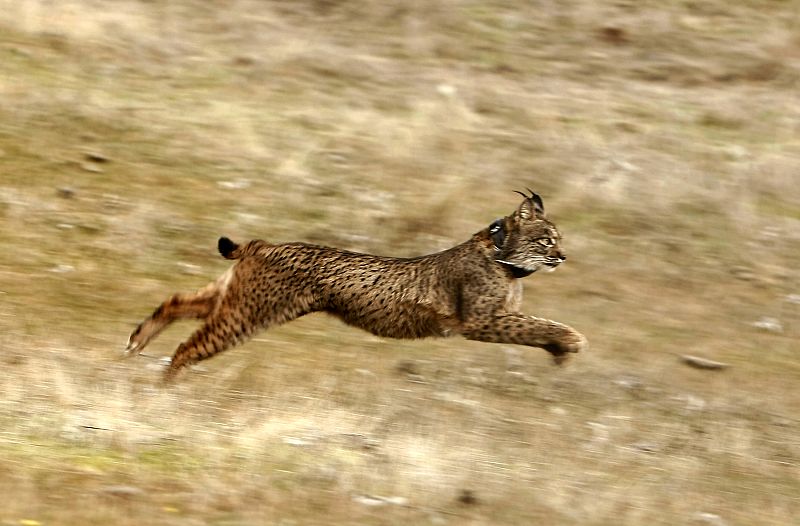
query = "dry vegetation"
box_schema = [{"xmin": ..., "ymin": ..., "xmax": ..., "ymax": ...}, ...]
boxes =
[{"xmin": 1, "ymin": 0, "xmax": 799, "ymax": 524}]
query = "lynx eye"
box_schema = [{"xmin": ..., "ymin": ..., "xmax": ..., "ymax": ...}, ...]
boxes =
[{"xmin": 537, "ymin": 238, "xmax": 553, "ymax": 247}]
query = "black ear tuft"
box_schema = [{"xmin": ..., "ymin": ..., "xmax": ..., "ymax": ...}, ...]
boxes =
[
  {"xmin": 514, "ymin": 188, "xmax": 545, "ymax": 218},
  {"xmin": 525, "ymin": 187, "xmax": 545, "ymax": 215}
]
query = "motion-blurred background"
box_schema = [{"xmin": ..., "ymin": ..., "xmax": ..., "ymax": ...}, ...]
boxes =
[{"xmin": 1, "ymin": 1, "xmax": 798, "ymax": 524}]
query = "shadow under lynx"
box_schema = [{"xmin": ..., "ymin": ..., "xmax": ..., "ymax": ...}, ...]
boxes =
[{"xmin": 126, "ymin": 190, "xmax": 587, "ymax": 381}]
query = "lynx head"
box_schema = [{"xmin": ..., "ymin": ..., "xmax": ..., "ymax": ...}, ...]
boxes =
[{"xmin": 490, "ymin": 189, "xmax": 565, "ymax": 277}]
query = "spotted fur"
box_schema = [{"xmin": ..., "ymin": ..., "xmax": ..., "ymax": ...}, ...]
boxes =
[{"xmin": 126, "ymin": 191, "xmax": 587, "ymax": 381}]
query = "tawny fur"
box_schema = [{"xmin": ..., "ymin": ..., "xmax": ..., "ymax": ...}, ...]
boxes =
[{"xmin": 126, "ymin": 191, "xmax": 587, "ymax": 381}]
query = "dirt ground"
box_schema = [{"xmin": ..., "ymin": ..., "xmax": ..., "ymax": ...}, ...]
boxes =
[{"xmin": 0, "ymin": 1, "xmax": 798, "ymax": 524}]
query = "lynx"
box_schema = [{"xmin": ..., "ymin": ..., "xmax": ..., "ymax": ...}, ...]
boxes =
[{"xmin": 126, "ymin": 190, "xmax": 587, "ymax": 381}]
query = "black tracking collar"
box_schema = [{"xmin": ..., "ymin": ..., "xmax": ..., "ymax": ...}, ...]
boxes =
[
  {"xmin": 505, "ymin": 265, "xmax": 535, "ymax": 279},
  {"xmin": 489, "ymin": 218, "xmax": 505, "ymax": 250}
]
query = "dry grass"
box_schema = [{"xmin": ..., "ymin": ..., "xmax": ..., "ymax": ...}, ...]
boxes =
[{"xmin": 0, "ymin": 0, "xmax": 799, "ymax": 524}]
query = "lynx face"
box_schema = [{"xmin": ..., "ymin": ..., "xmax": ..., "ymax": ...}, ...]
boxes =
[{"xmin": 494, "ymin": 193, "xmax": 566, "ymax": 275}]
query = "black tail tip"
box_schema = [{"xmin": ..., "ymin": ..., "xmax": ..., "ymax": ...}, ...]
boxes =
[{"xmin": 218, "ymin": 236, "xmax": 238, "ymax": 258}]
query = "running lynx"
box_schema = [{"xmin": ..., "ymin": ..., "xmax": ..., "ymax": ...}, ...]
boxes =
[{"xmin": 126, "ymin": 190, "xmax": 587, "ymax": 381}]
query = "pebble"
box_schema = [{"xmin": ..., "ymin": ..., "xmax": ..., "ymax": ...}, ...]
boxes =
[
  {"xmin": 352, "ymin": 494, "xmax": 408, "ymax": 507},
  {"xmin": 785, "ymin": 294, "xmax": 800, "ymax": 305},
  {"xmin": 436, "ymin": 83, "xmax": 456, "ymax": 97},
  {"xmin": 631, "ymin": 442, "xmax": 659, "ymax": 453},
  {"xmin": 100, "ymin": 485, "xmax": 144, "ymax": 498},
  {"xmin": 457, "ymin": 489, "xmax": 477, "ymax": 505},
  {"xmin": 681, "ymin": 355, "xmax": 729, "ymax": 371},
  {"xmin": 49, "ymin": 264, "xmax": 75, "ymax": 273},
  {"xmin": 614, "ymin": 375, "xmax": 644, "ymax": 390},
  {"xmin": 57, "ymin": 187, "xmax": 76, "ymax": 199},
  {"xmin": 217, "ymin": 179, "xmax": 251, "ymax": 190},
  {"xmin": 282, "ymin": 436, "xmax": 313, "ymax": 447},
  {"xmin": 692, "ymin": 512, "xmax": 728, "ymax": 526},
  {"xmin": 84, "ymin": 151, "xmax": 110, "ymax": 163},
  {"xmin": 395, "ymin": 360, "xmax": 420, "ymax": 376},
  {"xmin": 751, "ymin": 317, "xmax": 783, "ymax": 333},
  {"xmin": 80, "ymin": 162, "xmax": 104, "ymax": 173}
]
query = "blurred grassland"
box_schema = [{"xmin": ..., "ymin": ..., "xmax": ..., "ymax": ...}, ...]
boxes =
[{"xmin": 0, "ymin": 1, "xmax": 799, "ymax": 525}]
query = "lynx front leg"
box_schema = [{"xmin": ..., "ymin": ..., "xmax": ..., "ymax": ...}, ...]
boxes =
[{"xmin": 462, "ymin": 313, "xmax": 587, "ymax": 364}]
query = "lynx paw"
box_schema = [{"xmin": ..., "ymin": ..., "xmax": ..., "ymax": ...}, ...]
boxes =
[
  {"xmin": 124, "ymin": 324, "xmax": 146, "ymax": 357},
  {"xmin": 544, "ymin": 331, "xmax": 587, "ymax": 365}
]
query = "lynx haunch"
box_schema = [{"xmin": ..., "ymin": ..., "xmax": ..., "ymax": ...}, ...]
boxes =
[{"xmin": 126, "ymin": 190, "xmax": 587, "ymax": 381}]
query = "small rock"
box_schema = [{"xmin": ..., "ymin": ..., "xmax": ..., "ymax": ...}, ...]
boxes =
[
  {"xmin": 353, "ymin": 495, "xmax": 384, "ymax": 506},
  {"xmin": 682, "ymin": 394, "xmax": 707, "ymax": 411},
  {"xmin": 84, "ymin": 151, "xmax": 110, "ymax": 163},
  {"xmin": 100, "ymin": 485, "xmax": 144, "ymax": 498},
  {"xmin": 57, "ymin": 187, "xmax": 76, "ymax": 199},
  {"xmin": 608, "ymin": 158, "xmax": 640, "ymax": 173},
  {"xmin": 722, "ymin": 145, "xmax": 749, "ymax": 161},
  {"xmin": 681, "ymin": 355, "xmax": 729, "ymax": 371},
  {"xmin": 217, "ymin": 179, "xmax": 251, "ymax": 190},
  {"xmin": 785, "ymin": 294, "xmax": 800, "ymax": 305},
  {"xmin": 282, "ymin": 436, "xmax": 312, "ymax": 447},
  {"xmin": 395, "ymin": 360, "xmax": 419, "ymax": 376},
  {"xmin": 614, "ymin": 375, "xmax": 644, "ymax": 390},
  {"xmin": 49, "ymin": 264, "xmax": 75, "ymax": 273},
  {"xmin": 352, "ymin": 494, "xmax": 407, "ymax": 507},
  {"xmin": 80, "ymin": 162, "xmax": 104, "ymax": 173},
  {"xmin": 730, "ymin": 266, "xmax": 756, "ymax": 282},
  {"xmin": 436, "ymin": 83, "xmax": 456, "ymax": 97},
  {"xmin": 406, "ymin": 373, "xmax": 427, "ymax": 384},
  {"xmin": 457, "ymin": 489, "xmax": 477, "ymax": 505},
  {"xmin": 506, "ymin": 370, "xmax": 537, "ymax": 384},
  {"xmin": 614, "ymin": 120, "xmax": 641, "ymax": 133},
  {"xmin": 692, "ymin": 512, "xmax": 728, "ymax": 526},
  {"xmin": 340, "ymin": 433, "xmax": 379, "ymax": 450},
  {"xmin": 752, "ymin": 317, "xmax": 783, "ymax": 333},
  {"xmin": 232, "ymin": 55, "xmax": 258, "ymax": 66},
  {"xmin": 102, "ymin": 194, "xmax": 127, "ymax": 212},
  {"xmin": 631, "ymin": 442, "xmax": 659, "ymax": 453},
  {"xmin": 598, "ymin": 26, "xmax": 629, "ymax": 45}
]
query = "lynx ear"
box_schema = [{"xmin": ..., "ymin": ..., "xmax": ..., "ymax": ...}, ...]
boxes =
[{"xmin": 514, "ymin": 189, "xmax": 545, "ymax": 219}]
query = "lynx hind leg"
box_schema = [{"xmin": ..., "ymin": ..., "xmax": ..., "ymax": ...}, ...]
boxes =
[
  {"xmin": 163, "ymin": 291, "xmax": 319, "ymax": 382},
  {"xmin": 125, "ymin": 282, "xmax": 221, "ymax": 356},
  {"xmin": 161, "ymin": 315, "xmax": 250, "ymax": 382}
]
